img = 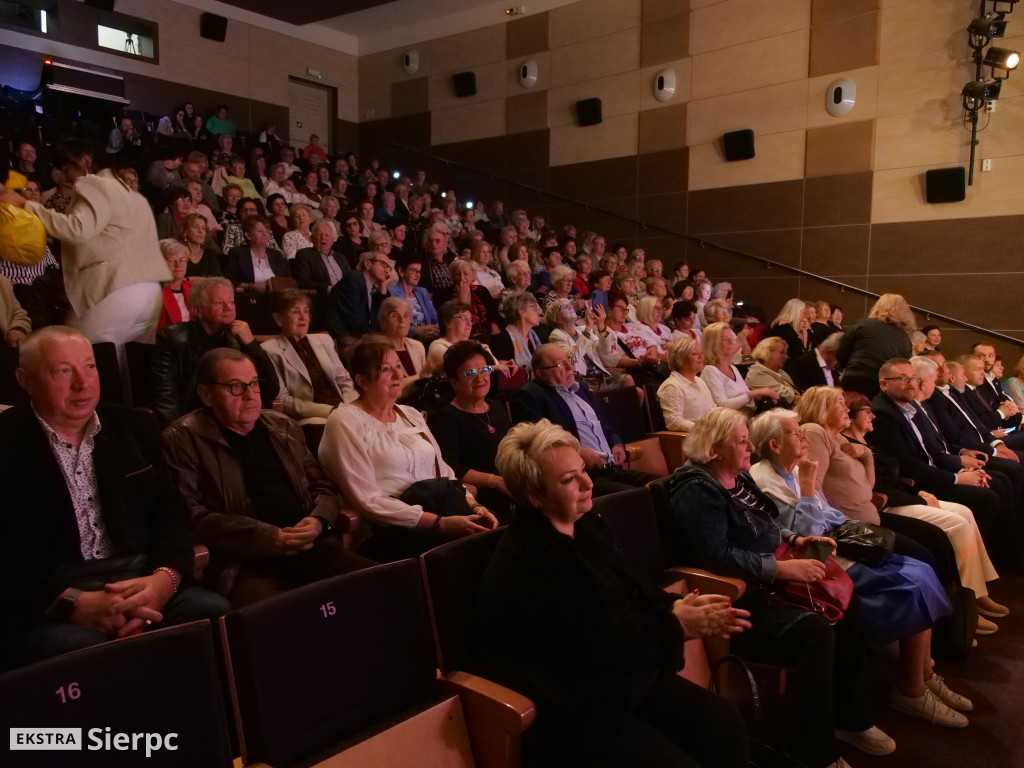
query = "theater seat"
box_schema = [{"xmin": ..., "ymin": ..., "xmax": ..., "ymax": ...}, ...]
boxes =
[
  {"xmin": 124, "ymin": 341, "xmax": 154, "ymax": 409},
  {"xmin": 92, "ymin": 341, "xmax": 124, "ymax": 406},
  {"xmin": 589, "ymin": 385, "xmax": 648, "ymax": 444},
  {"xmin": 0, "ymin": 621, "xmax": 233, "ymax": 768},
  {"xmin": 221, "ymin": 560, "xmax": 533, "ymax": 768}
]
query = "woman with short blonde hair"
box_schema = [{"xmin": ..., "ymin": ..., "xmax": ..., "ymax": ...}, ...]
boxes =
[
  {"xmin": 699, "ymin": 323, "xmax": 780, "ymax": 412},
  {"xmin": 658, "ymin": 335, "xmax": 717, "ymax": 432},
  {"xmin": 837, "ymin": 293, "xmax": 914, "ymax": 396},
  {"xmin": 768, "ymin": 298, "xmax": 812, "ymax": 358},
  {"xmin": 745, "ymin": 337, "xmax": 799, "ymax": 406}
]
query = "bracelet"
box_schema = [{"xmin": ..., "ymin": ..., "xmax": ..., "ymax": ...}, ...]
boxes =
[
  {"xmin": 153, "ymin": 566, "xmax": 180, "ymax": 594},
  {"xmin": 487, "ymin": 473, "xmax": 495, "ymax": 489}
]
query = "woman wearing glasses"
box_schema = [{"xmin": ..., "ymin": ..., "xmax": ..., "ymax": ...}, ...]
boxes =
[
  {"xmin": 377, "ymin": 297, "xmax": 426, "ymax": 400},
  {"xmin": 157, "ymin": 239, "xmax": 193, "ymax": 330},
  {"xmin": 319, "ymin": 341, "xmax": 498, "ymax": 560},
  {"xmin": 428, "ymin": 340, "xmax": 516, "ymax": 521}
]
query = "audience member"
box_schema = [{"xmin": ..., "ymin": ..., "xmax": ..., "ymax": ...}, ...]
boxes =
[
  {"xmin": 156, "ymin": 239, "xmax": 192, "ymax": 331},
  {"xmin": 785, "ymin": 332, "xmax": 842, "ymax": 391},
  {"xmin": 0, "ymin": 273, "xmax": 31, "ymax": 347},
  {"xmin": 223, "ymin": 215, "xmax": 290, "ymax": 291},
  {"xmin": 838, "ymin": 294, "xmax": 914, "ymax": 397},
  {"xmin": 325, "ymin": 251, "xmax": 391, "ymax": 343},
  {"xmin": 389, "ymin": 255, "xmax": 439, "ymax": 343},
  {"xmin": 291, "ymin": 220, "xmax": 349, "ymax": 295},
  {"xmin": 745, "ymin": 337, "xmax": 800, "ymax": 406},
  {"xmin": 377, "ymin": 297, "xmax": 426, "ymax": 399},
  {"xmin": 699, "ymin": 323, "xmax": 779, "ymax": 413},
  {"xmin": 657, "ymin": 335, "xmax": 716, "ymax": 432}
]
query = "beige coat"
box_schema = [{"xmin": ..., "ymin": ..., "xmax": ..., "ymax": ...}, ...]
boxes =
[
  {"xmin": 26, "ymin": 169, "xmax": 170, "ymax": 317},
  {"xmin": 0, "ymin": 275, "xmax": 30, "ymax": 337},
  {"xmin": 261, "ymin": 333, "xmax": 358, "ymax": 422}
]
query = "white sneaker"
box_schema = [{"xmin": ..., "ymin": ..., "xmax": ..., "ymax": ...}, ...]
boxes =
[
  {"xmin": 889, "ymin": 687, "xmax": 969, "ymax": 727},
  {"xmin": 836, "ymin": 725, "xmax": 896, "ymax": 755},
  {"xmin": 925, "ymin": 673, "xmax": 973, "ymax": 712}
]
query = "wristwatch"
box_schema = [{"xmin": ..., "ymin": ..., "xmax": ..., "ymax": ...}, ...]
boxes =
[
  {"xmin": 54, "ymin": 588, "xmax": 82, "ymax": 622},
  {"xmin": 311, "ymin": 515, "xmax": 332, "ymax": 539}
]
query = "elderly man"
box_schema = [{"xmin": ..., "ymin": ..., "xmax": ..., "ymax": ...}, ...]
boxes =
[
  {"xmin": 420, "ymin": 227, "xmax": 452, "ymax": 294},
  {"xmin": 292, "ymin": 220, "xmax": 349, "ymax": 295},
  {"xmin": 514, "ymin": 343, "xmax": 655, "ymax": 496},
  {"xmin": 150, "ymin": 277, "xmax": 279, "ymax": 424},
  {"xmin": 0, "ymin": 327, "xmax": 229, "ymax": 671},
  {"xmin": 162, "ymin": 349, "xmax": 371, "ymax": 605},
  {"xmin": 784, "ymin": 331, "xmax": 842, "ymax": 391},
  {"xmin": 325, "ymin": 251, "xmax": 392, "ymax": 343}
]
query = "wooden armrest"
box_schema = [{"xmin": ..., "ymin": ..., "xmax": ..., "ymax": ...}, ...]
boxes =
[
  {"xmin": 439, "ymin": 671, "xmax": 536, "ymax": 735},
  {"xmin": 651, "ymin": 430, "xmax": 688, "ymax": 471},
  {"xmin": 650, "ymin": 430, "xmax": 689, "ymax": 439},
  {"xmin": 192, "ymin": 544, "xmax": 210, "ymax": 571},
  {"xmin": 666, "ymin": 567, "xmax": 746, "ymax": 601},
  {"xmin": 871, "ymin": 492, "xmax": 888, "ymax": 512},
  {"xmin": 334, "ymin": 507, "xmax": 361, "ymax": 534}
]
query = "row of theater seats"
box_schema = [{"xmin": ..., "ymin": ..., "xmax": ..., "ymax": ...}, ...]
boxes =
[{"xmin": 0, "ymin": 486, "xmax": 752, "ymax": 768}]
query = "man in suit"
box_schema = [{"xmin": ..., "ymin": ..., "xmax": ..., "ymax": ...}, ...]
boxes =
[
  {"xmin": 514, "ymin": 344, "xmax": 655, "ymax": 496},
  {"xmin": 150, "ymin": 277, "xmax": 279, "ymax": 424},
  {"xmin": 292, "ymin": 220, "xmax": 349, "ymax": 296},
  {"xmin": 161, "ymin": 349, "xmax": 371, "ymax": 606},
  {"xmin": 325, "ymin": 250, "xmax": 391, "ymax": 345},
  {"xmin": 972, "ymin": 342, "xmax": 1014, "ymax": 410},
  {"xmin": 0, "ymin": 327, "xmax": 229, "ymax": 671},
  {"xmin": 261, "ymin": 290, "xmax": 357, "ymax": 421},
  {"xmin": 957, "ymin": 354, "xmax": 1022, "ymax": 432},
  {"xmin": 783, "ymin": 331, "xmax": 842, "ymax": 392}
]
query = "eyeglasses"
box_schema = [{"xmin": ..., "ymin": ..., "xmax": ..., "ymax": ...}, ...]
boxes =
[
  {"xmin": 214, "ymin": 379, "xmax": 260, "ymax": 396},
  {"xmin": 537, "ymin": 360, "xmax": 573, "ymax": 371},
  {"xmin": 781, "ymin": 429, "xmax": 806, "ymax": 440},
  {"xmin": 165, "ymin": 257, "xmax": 189, "ymax": 264},
  {"xmin": 460, "ymin": 366, "xmax": 493, "ymax": 378},
  {"xmin": 369, "ymin": 259, "xmax": 393, "ymax": 271},
  {"xmin": 883, "ymin": 375, "xmax": 921, "ymax": 384}
]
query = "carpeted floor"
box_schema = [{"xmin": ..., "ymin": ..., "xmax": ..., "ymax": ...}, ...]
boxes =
[{"xmin": 841, "ymin": 573, "xmax": 1024, "ymax": 768}]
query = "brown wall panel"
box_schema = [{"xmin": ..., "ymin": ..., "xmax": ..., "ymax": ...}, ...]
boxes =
[
  {"xmin": 688, "ymin": 180, "xmax": 805, "ymax": 234},
  {"xmin": 638, "ymin": 147, "xmax": 688, "ymax": 195},
  {"xmin": 638, "ymin": 103, "xmax": 688, "ymax": 154},
  {"xmin": 507, "ymin": 91, "xmax": 549, "ymax": 135},
  {"xmin": 701, "ymin": 230, "xmax": 804, "ymax": 271},
  {"xmin": 635, "ymin": 192, "xmax": 687, "ymax": 231},
  {"xmin": 634, "ymin": 235, "xmax": 688, "ymax": 267},
  {"xmin": 431, "ymin": 134, "xmax": 509, "ymax": 175},
  {"xmin": 391, "ymin": 77, "xmax": 430, "ymax": 117},
  {"xmin": 506, "ymin": 129, "xmax": 551, "ymax": 170},
  {"xmin": 507, "ymin": 12, "xmax": 549, "ymax": 58},
  {"xmin": 641, "ymin": 12, "xmax": 689, "ymax": 68},
  {"xmin": 334, "ymin": 119, "xmax": 360, "ymax": 154},
  {"xmin": 811, "ymin": 0, "xmax": 879, "ymax": 27},
  {"xmin": 804, "ymin": 173, "xmax": 873, "ymax": 227},
  {"xmin": 808, "ymin": 12, "xmax": 880, "ymax": 78},
  {"xmin": 549, "ymin": 156, "xmax": 639, "ymax": 201},
  {"xmin": 869, "ymin": 216, "xmax": 1024, "ymax": 276},
  {"xmin": 643, "ymin": 0, "xmax": 688, "ymax": 24},
  {"xmin": 805, "ymin": 120, "xmax": 874, "ymax": 178},
  {"xmin": 801, "ymin": 225, "xmax": 871, "ymax": 276}
]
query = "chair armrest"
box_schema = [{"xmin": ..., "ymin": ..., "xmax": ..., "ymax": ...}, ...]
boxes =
[
  {"xmin": 440, "ymin": 671, "xmax": 536, "ymax": 768},
  {"xmin": 651, "ymin": 430, "xmax": 688, "ymax": 471},
  {"xmin": 871, "ymin": 492, "xmax": 888, "ymax": 512},
  {"xmin": 334, "ymin": 506, "xmax": 361, "ymax": 534},
  {"xmin": 666, "ymin": 567, "xmax": 746, "ymax": 601}
]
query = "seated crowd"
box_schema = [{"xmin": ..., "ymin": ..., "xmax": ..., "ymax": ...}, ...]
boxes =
[{"xmin": 2, "ymin": 112, "xmax": 1024, "ymax": 768}]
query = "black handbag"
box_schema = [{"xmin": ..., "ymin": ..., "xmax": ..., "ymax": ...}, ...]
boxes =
[
  {"xmin": 830, "ymin": 519, "xmax": 896, "ymax": 565},
  {"xmin": 397, "ymin": 477, "xmax": 473, "ymax": 517}
]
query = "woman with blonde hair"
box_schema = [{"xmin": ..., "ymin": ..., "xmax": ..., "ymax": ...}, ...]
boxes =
[
  {"xmin": 745, "ymin": 337, "xmax": 799, "ymax": 405},
  {"xmin": 699, "ymin": 323, "xmax": 779, "ymax": 413},
  {"xmin": 768, "ymin": 298, "xmax": 812, "ymax": 358},
  {"xmin": 657, "ymin": 335, "xmax": 716, "ymax": 431},
  {"xmin": 837, "ymin": 293, "xmax": 914, "ymax": 397},
  {"xmin": 469, "ymin": 239, "xmax": 504, "ymax": 299},
  {"xmin": 1002, "ymin": 354, "xmax": 1024, "ymax": 409},
  {"xmin": 280, "ymin": 203, "xmax": 314, "ymax": 261},
  {"xmin": 626, "ymin": 295, "xmax": 673, "ymax": 359}
]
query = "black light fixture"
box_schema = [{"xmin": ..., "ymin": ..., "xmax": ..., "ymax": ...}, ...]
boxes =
[
  {"xmin": 968, "ymin": 15, "xmax": 1007, "ymax": 46},
  {"xmin": 990, "ymin": 0, "xmax": 1018, "ymax": 12},
  {"xmin": 962, "ymin": 79, "xmax": 1002, "ymax": 111},
  {"xmin": 982, "ymin": 46, "xmax": 1022, "ymax": 77}
]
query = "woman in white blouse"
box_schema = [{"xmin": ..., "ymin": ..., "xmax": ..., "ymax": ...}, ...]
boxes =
[
  {"xmin": 469, "ymin": 240, "xmax": 504, "ymax": 299},
  {"xmin": 657, "ymin": 335, "xmax": 716, "ymax": 432},
  {"xmin": 545, "ymin": 298, "xmax": 599, "ymax": 378},
  {"xmin": 318, "ymin": 341, "xmax": 498, "ymax": 558},
  {"xmin": 280, "ymin": 204, "xmax": 314, "ymax": 261},
  {"xmin": 699, "ymin": 322, "xmax": 779, "ymax": 413},
  {"xmin": 625, "ymin": 296, "xmax": 673, "ymax": 361}
]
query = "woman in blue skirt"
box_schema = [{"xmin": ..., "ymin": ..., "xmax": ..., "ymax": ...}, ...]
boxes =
[{"xmin": 749, "ymin": 409, "xmax": 971, "ymax": 730}]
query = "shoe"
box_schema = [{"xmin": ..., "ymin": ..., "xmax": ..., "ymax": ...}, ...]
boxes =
[
  {"xmin": 925, "ymin": 673, "xmax": 973, "ymax": 712},
  {"xmin": 976, "ymin": 616, "xmax": 999, "ymax": 635},
  {"xmin": 836, "ymin": 725, "xmax": 896, "ymax": 756},
  {"xmin": 977, "ymin": 596, "xmax": 1009, "ymax": 618},
  {"xmin": 825, "ymin": 759, "xmax": 854, "ymax": 768},
  {"xmin": 888, "ymin": 687, "xmax": 969, "ymax": 727}
]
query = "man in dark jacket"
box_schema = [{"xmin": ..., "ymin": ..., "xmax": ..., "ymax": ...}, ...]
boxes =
[
  {"xmin": 150, "ymin": 277, "xmax": 279, "ymax": 424},
  {"xmin": 784, "ymin": 332, "xmax": 842, "ymax": 391},
  {"xmin": 324, "ymin": 250, "xmax": 391, "ymax": 343},
  {"xmin": 291, "ymin": 220, "xmax": 349, "ymax": 296},
  {"xmin": 0, "ymin": 327, "xmax": 229, "ymax": 671}
]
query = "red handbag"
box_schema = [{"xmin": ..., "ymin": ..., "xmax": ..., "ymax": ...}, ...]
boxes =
[{"xmin": 770, "ymin": 543, "xmax": 854, "ymax": 625}]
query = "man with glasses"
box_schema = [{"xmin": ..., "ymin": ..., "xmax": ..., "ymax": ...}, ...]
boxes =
[
  {"xmin": 162, "ymin": 348, "xmax": 371, "ymax": 606},
  {"xmin": 515, "ymin": 343, "xmax": 656, "ymax": 496},
  {"xmin": 325, "ymin": 250, "xmax": 392, "ymax": 345},
  {"xmin": 150, "ymin": 277, "xmax": 279, "ymax": 424}
]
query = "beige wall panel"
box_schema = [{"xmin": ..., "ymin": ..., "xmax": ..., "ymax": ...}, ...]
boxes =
[
  {"xmin": 337, "ymin": 87, "xmax": 360, "ymax": 123},
  {"xmin": 692, "ymin": 30, "xmax": 810, "ymax": 100},
  {"xmin": 806, "ymin": 66, "xmax": 879, "ymax": 128},
  {"xmin": 874, "ymin": 108, "xmax": 967, "ymax": 170},
  {"xmin": 360, "ymin": 46, "xmax": 430, "ymax": 90},
  {"xmin": 639, "ymin": 103, "xmax": 689, "ymax": 153},
  {"xmin": 688, "ymin": 81, "xmax": 809, "ymax": 146},
  {"xmin": 643, "ymin": 0, "xmax": 687, "ymax": 24},
  {"xmin": 548, "ymin": 71, "xmax": 641, "ymax": 128},
  {"xmin": 691, "ymin": 0, "xmax": 730, "ymax": 7},
  {"xmin": 505, "ymin": 51, "xmax": 553, "ymax": 94},
  {"xmin": 550, "ymin": 113, "xmax": 639, "ymax": 166},
  {"xmin": 431, "ymin": 100, "xmax": 507, "ymax": 146},
  {"xmin": 976, "ymin": 95, "xmax": 1024, "ymax": 159},
  {"xmin": 549, "ymin": 0, "xmax": 642, "ymax": 49},
  {"xmin": 507, "ymin": 91, "xmax": 550, "ymax": 134},
  {"xmin": 692, "ymin": 0, "xmax": 810, "ymax": 55},
  {"xmin": 246, "ymin": 63, "xmax": 290, "ymax": 107},
  {"xmin": 688, "ymin": 129, "xmax": 807, "ymax": 190},
  {"xmin": 429, "ymin": 61, "xmax": 508, "ymax": 111},
  {"xmin": 808, "ymin": 12, "xmax": 880, "ymax": 77},
  {"xmin": 358, "ymin": 86, "xmax": 392, "ymax": 122},
  {"xmin": 879, "ymin": 0, "xmax": 972, "ymax": 64},
  {"xmin": 805, "ymin": 120, "xmax": 875, "ymax": 176},
  {"xmin": 812, "ymin": 0, "xmax": 880, "ymax": 26},
  {"xmin": 871, "ymin": 157, "xmax": 1024, "ymax": 223},
  {"xmin": 392, "ymin": 78, "xmax": 430, "ymax": 117},
  {"xmin": 641, "ymin": 12, "xmax": 689, "ymax": 68},
  {"xmin": 876, "ymin": 53, "xmax": 967, "ymax": 118},
  {"xmin": 430, "ymin": 25, "xmax": 507, "ymax": 74},
  {"xmin": 250, "ymin": 27, "xmax": 358, "ymax": 86},
  {"xmin": 639, "ymin": 58, "xmax": 693, "ymax": 111},
  {"xmin": 550, "ymin": 29, "xmax": 642, "ymax": 88}
]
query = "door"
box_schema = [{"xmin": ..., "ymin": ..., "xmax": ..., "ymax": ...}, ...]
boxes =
[{"xmin": 287, "ymin": 78, "xmax": 332, "ymax": 156}]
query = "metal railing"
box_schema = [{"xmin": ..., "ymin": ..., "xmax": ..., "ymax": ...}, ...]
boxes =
[{"xmin": 391, "ymin": 142, "xmax": 1023, "ymax": 348}]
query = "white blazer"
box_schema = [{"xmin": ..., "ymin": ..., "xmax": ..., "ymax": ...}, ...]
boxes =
[{"xmin": 261, "ymin": 333, "xmax": 358, "ymax": 422}]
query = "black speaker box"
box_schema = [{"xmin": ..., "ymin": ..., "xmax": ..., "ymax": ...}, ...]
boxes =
[
  {"xmin": 200, "ymin": 13, "xmax": 228, "ymax": 42},
  {"xmin": 723, "ymin": 129, "xmax": 755, "ymax": 161},
  {"xmin": 83, "ymin": 0, "xmax": 115, "ymax": 10},
  {"xmin": 575, "ymin": 98, "xmax": 602, "ymax": 127},
  {"xmin": 925, "ymin": 167, "xmax": 966, "ymax": 203},
  {"xmin": 452, "ymin": 72, "xmax": 476, "ymax": 98}
]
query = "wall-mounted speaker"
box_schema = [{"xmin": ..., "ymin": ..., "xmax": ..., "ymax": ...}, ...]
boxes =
[
  {"xmin": 199, "ymin": 13, "xmax": 228, "ymax": 42},
  {"xmin": 925, "ymin": 167, "xmax": 966, "ymax": 203},
  {"xmin": 82, "ymin": 0, "xmax": 115, "ymax": 10},
  {"xmin": 575, "ymin": 98, "xmax": 602, "ymax": 127},
  {"xmin": 722, "ymin": 129, "xmax": 755, "ymax": 161},
  {"xmin": 452, "ymin": 72, "xmax": 476, "ymax": 98}
]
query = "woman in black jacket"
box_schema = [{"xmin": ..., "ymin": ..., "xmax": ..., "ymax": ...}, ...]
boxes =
[{"xmin": 478, "ymin": 419, "xmax": 749, "ymax": 768}]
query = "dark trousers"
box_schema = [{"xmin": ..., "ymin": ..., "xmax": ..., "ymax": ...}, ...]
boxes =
[
  {"xmin": 228, "ymin": 541, "xmax": 375, "ymax": 606},
  {"xmin": 2, "ymin": 586, "xmax": 231, "ymax": 672}
]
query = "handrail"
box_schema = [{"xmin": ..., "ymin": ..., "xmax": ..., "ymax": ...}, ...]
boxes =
[{"xmin": 391, "ymin": 142, "xmax": 1023, "ymax": 348}]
